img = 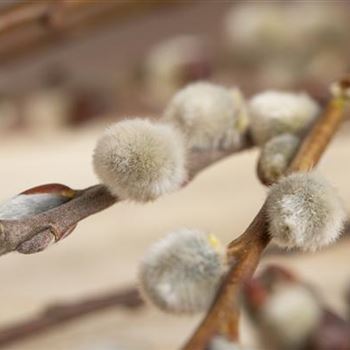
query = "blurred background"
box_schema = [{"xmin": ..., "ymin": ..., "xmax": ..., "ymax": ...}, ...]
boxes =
[{"xmin": 0, "ymin": 1, "xmax": 350, "ymax": 349}]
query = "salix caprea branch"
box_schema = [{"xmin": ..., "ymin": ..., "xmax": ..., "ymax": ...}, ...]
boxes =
[
  {"xmin": 181, "ymin": 77, "xmax": 350, "ymax": 349},
  {"xmin": 0, "ymin": 76, "xmax": 349, "ymax": 350},
  {"xmin": 0, "ymin": 140, "xmax": 251, "ymax": 256}
]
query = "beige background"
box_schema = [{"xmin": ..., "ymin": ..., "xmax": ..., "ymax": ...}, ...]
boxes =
[{"xmin": 0, "ymin": 123, "xmax": 349, "ymax": 350}]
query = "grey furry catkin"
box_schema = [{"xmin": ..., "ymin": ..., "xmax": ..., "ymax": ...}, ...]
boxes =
[
  {"xmin": 248, "ymin": 90, "xmax": 319, "ymax": 145},
  {"xmin": 93, "ymin": 118, "xmax": 187, "ymax": 202},
  {"xmin": 209, "ymin": 336, "xmax": 251, "ymax": 350},
  {"xmin": 164, "ymin": 82, "xmax": 248, "ymax": 151},
  {"xmin": 266, "ymin": 172, "xmax": 346, "ymax": 251},
  {"xmin": 260, "ymin": 284, "xmax": 322, "ymax": 349},
  {"xmin": 258, "ymin": 133, "xmax": 299, "ymax": 184},
  {"xmin": 138, "ymin": 228, "xmax": 227, "ymax": 314}
]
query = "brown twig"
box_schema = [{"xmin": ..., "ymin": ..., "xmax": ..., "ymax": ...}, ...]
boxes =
[
  {"xmin": 0, "ymin": 0, "xmax": 182, "ymax": 64},
  {"xmin": 182, "ymin": 83, "xmax": 349, "ymax": 349},
  {"xmin": 0, "ymin": 141, "xmax": 253, "ymax": 256},
  {"xmin": 0, "ymin": 286, "xmax": 143, "ymax": 348},
  {"xmin": 0, "ymin": 1, "xmax": 52, "ymax": 34},
  {"xmin": 288, "ymin": 97, "xmax": 347, "ymax": 172},
  {"xmin": 0, "ymin": 185, "xmax": 116, "ymax": 255},
  {"xmin": 0, "ymin": 0, "xmax": 88, "ymax": 33},
  {"xmin": 0, "ymin": 86, "xmax": 346, "ymax": 349}
]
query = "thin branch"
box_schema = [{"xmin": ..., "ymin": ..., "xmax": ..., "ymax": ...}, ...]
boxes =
[
  {"xmin": 0, "ymin": 185, "xmax": 116, "ymax": 255},
  {"xmin": 0, "ymin": 286, "xmax": 143, "ymax": 348},
  {"xmin": 3, "ymin": 223, "xmax": 350, "ymax": 350},
  {"xmin": 288, "ymin": 97, "xmax": 347, "ymax": 172},
  {"xmin": 0, "ymin": 0, "xmax": 183, "ymax": 64},
  {"xmin": 0, "ymin": 1, "xmax": 86, "ymax": 33},
  {"xmin": 182, "ymin": 82, "xmax": 349, "ymax": 349},
  {"xmin": 0, "ymin": 141, "xmax": 253, "ymax": 256},
  {"xmin": 0, "ymin": 82, "xmax": 347, "ymax": 348},
  {"xmin": 187, "ymin": 140, "xmax": 252, "ymax": 179},
  {"xmin": 0, "ymin": 0, "xmax": 178, "ymax": 34}
]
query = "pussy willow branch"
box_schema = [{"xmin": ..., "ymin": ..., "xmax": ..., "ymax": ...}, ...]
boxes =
[
  {"xmin": 0, "ymin": 0, "xmax": 179, "ymax": 34},
  {"xmin": 0, "ymin": 83, "xmax": 347, "ymax": 348},
  {"xmin": 0, "ymin": 0, "xmax": 85, "ymax": 33},
  {"xmin": 0, "ymin": 185, "xmax": 116, "ymax": 255},
  {"xmin": 0, "ymin": 0, "xmax": 182, "ymax": 64},
  {"xmin": 182, "ymin": 82, "xmax": 349, "ymax": 350},
  {"xmin": 2, "ymin": 229, "xmax": 350, "ymax": 350},
  {"xmin": 0, "ymin": 286, "xmax": 143, "ymax": 348},
  {"xmin": 0, "ymin": 142, "xmax": 252, "ymax": 256}
]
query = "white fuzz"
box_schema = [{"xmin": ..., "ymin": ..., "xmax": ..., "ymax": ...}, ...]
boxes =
[
  {"xmin": 209, "ymin": 336, "xmax": 248, "ymax": 350},
  {"xmin": 261, "ymin": 284, "xmax": 322, "ymax": 348},
  {"xmin": 231, "ymin": 87, "xmax": 250, "ymax": 134},
  {"xmin": 144, "ymin": 35, "xmax": 209, "ymax": 103},
  {"xmin": 224, "ymin": 3, "xmax": 290, "ymax": 56},
  {"xmin": 0, "ymin": 193, "xmax": 69, "ymax": 220},
  {"xmin": 248, "ymin": 91, "xmax": 319, "ymax": 145},
  {"xmin": 138, "ymin": 228, "xmax": 226, "ymax": 314},
  {"xmin": 224, "ymin": 3, "xmax": 348, "ymax": 59},
  {"xmin": 93, "ymin": 119, "xmax": 187, "ymax": 202},
  {"xmin": 258, "ymin": 133, "xmax": 299, "ymax": 184},
  {"xmin": 266, "ymin": 173, "xmax": 346, "ymax": 251},
  {"xmin": 330, "ymin": 81, "xmax": 350, "ymax": 100},
  {"xmin": 164, "ymin": 82, "xmax": 247, "ymax": 151}
]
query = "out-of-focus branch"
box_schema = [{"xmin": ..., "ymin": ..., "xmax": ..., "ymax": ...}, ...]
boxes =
[
  {"xmin": 0, "ymin": 0, "xmax": 85, "ymax": 34},
  {"xmin": 0, "ymin": 286, "xmax": 143, "ymax": 348},
  {"xmin": 0, "ymin": 141, "xmax": 253, "ymax": 256},
  {"xmin": 182, "ymin": 78, "xmax": 349, "ymax": 350},
  {"xmin": 0, "ymin": 0, "xmax": 183, "ymax": 64},
  {"xmin": 1, "ymin": 227, "xmax": 350, "ymax": 349}
]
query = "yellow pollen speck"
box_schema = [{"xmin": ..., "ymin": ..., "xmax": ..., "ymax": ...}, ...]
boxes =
[
  {"xmin": 61, "ymin": 189, "xmax": 76, "ymax": 199},
  {"xmin": 208, "ymin": 234, "xmax": 220, "ymax": 250}
]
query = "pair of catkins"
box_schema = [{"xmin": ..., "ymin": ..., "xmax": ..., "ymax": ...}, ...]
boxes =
[{"xmin": 93, "ymin": 82, "xmax": 346, "ymax": 329}]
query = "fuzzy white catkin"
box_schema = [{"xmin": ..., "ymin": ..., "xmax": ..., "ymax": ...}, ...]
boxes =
[
  {"xmin": 164, "ymin": 82, "xmax": 247, "ymax": 151},
  {"xmin": 144, "ymin": 35, "xmax": 209, "ymax": 104},
  {"xmin": 0, "ymin": 193, "xmax": 69, "ymax": 220},
  {"xmin": 93, "ymin": 118, "xmax": 186, "ymax": 202},
  {"xmin": 258, "ymin": 133, "xmax": 299, "ymax": 184},
  {"xmin": 266, "ymin": 172, "xmax": 346, "ymax": 251},
  {"xmin": 138, "ymin": 228, "xmax": 226, "ymax": 314},
  {"xmin": 330, "ymin": 81, "xmax": 350, "ymax": 100},
  {"xmin": 209, "ymin": 336, "xmax": 250, "ymax": 350},
  {"xmin": 224, "ymin": 3, "xmax": 291, "ymax": 56},
  {"xmin": 261, "ymin": 284, "xmax": 322, "ymax": 349},
  {"xmin": 248, "ymin": 91, "xmax": 319, "ymax": 145},
  {"xmin": 224, "ymin": 3, "xmax": 349, "ymax": 59}
]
